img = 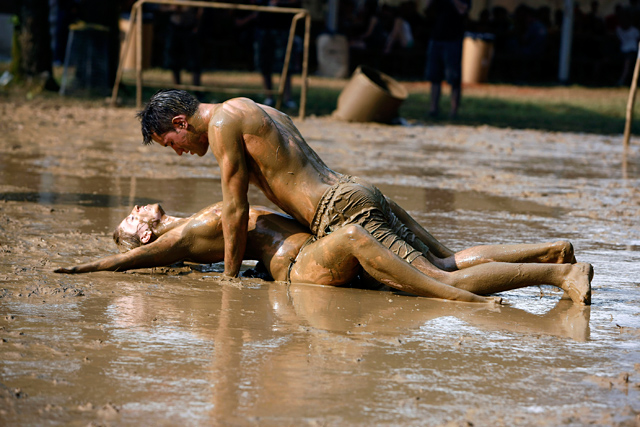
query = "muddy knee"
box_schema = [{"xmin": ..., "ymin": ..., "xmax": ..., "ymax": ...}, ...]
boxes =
[{"xmin": 341, "ymin": 224, "xmax": 370, "ymax": 242}]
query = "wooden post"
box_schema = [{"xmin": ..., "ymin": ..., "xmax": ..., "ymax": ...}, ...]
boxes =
[
  {"xmin": 110, "ymin": 0, "xmax": 310, "ymax": 117},
  {"xmin": 110, "ymin": 6, "xmax": 138, "ymax": 106},
  {"xmin": 623, "ymin": 43, "xmax": 640, "ymax": 178},
  {"xmin": 299, "ymin": 12, "xmax": 310, "ymax": 120},
  {"xmin": 136, "ymin": 1, "xmax": 143, "ymax": 108},
  {"xmin": 276, "ymin": 12, "xmax": 302, "ymax": 111}
]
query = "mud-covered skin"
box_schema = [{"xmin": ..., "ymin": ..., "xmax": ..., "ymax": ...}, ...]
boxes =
[
  {"xmin": 150, "ymin": 96, "xmax": 341, "ymax": 277},
  {"xmin": 140, "ymin": 93, "xmax": 591, "ymax": 306},
  {"xmin": 55, "ymin": 202, "xmax": 592, "ymax": 305},
  {"xmin": 54, "ymin": 203, "xmax": 494, "ymax": 303}
]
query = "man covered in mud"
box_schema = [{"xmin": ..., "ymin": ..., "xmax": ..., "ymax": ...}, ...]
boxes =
[
  {"xmin": 137, "ymin": 90, "xmax": 592, "ymax": 304},
  {"xmin": 55, "ymin": 203, "xmax": 592, "ymax": 305}
]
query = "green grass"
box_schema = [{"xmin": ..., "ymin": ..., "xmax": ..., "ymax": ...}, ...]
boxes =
[
  {"xmin": 131, "ymin": 71, "xmax": 640, "ymax": 135},
  {"xmin": 3, "ymin": 64, "xmax": 639, "ymax": 135}
]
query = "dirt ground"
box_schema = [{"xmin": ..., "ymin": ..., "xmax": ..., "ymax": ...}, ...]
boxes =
[{"xmin": 1, "ymin": 94, "xmax": 640, "ymax": 426}]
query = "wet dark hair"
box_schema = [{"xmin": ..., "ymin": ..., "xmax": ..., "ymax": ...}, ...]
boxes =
[
  {"xmin": 113, "ymin": 226, "xmax": 143, "ymax": 253},
  {"xmin": 136, "ymin": 89, "xmax": 200, "ymax": 145}
]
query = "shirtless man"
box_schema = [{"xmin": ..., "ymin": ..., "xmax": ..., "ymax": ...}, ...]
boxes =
[
  {"xmin": 137, "ymin": 90, "xmax": 592, "ymax": 304},
  {"xmin": 54, "ymin": 203, "xmax": 592, "ymax": 304}
]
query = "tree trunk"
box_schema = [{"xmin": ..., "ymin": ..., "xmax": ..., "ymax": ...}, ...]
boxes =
[{"xmin": 16, "ymin": 0, "xmax": 59, "ymax": 90}]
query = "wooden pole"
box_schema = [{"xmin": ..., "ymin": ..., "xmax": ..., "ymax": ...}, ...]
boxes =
[
  {"xmin": 299, "ymin": 12, "xmax": 310, "ymax": 120},
  {"xmin": 109, "ymin": 0, "xmax": 310, "ymax": 115},
  {"xmin": 276, "ymin": 13, "xmax": 302, "ymax": 111},
  {"xmin": 136, "ymin": 2, "xmax": 143, "ymax": 108},
  {"xmin": 110, "ymin": 6, "xmax": 138, "ymax": 106},
  {"xmin": 623, "ymin": 43, "xmax": 640, "ymax": 178}
]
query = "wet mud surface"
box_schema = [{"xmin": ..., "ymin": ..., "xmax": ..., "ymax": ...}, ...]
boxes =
[{"xmin": 1, "ymin": 97, "xmax": 640, "ymax": 426}]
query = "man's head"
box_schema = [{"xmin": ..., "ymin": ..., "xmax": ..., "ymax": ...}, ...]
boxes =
[
  {"xmin": 137, "ymin": 89, "xmax": 200, "ymax": 146},
  {"xmin": 113, "ymin": 204, "xmax": 165, "ymax": 252}
]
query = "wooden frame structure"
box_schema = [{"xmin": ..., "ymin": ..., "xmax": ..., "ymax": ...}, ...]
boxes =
[
  {"xmin": 110, "ymin": 0, "xmax": 311, "ymax": 119},
  {"xmin": 623, "ymin": 43, "xmax": 640, "ymax": 178}
]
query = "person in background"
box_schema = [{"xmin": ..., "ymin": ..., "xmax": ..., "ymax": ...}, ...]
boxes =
[
  {"xmin": 383, "ymin": 5, "xmax": 414, "ymax": 54},
  {"xmin": 615, "ymin": 12, "xmax": 640, "ymax": 86},
  {"xmin": 423, "ymin": 0, "xmax": 470, "ymax": 119},
  {"xmin": 250, "ymin": 0, "xmax": 301, "ymax": 109},
  {"xmin": 161, "ymin": 1, "xmax": 204, "ymax": 94}
]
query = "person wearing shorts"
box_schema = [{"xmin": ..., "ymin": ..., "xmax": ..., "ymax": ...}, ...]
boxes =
[{"xmin": 424, "ymin": 0, "xmax": 470, "ymax": 119}]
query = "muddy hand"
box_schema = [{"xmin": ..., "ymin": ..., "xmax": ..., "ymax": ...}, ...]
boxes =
[{"xmin": 54, "ymin": 267, "xmax": 76, "ymax": 274}]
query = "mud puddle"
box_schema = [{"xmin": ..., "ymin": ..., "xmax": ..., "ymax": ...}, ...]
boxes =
[{"xmin": 1, "ymin": 100, "xmax": 639, "ymax": 426}]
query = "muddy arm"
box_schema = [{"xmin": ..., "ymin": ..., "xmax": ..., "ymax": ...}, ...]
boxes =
[
  {"xmin": 54, "ymin": 235, "xmax": 186, "ymax": 274},
  {"xmin": 386, "ymin": 197, "xmax": 455, "ymax": 258},
  {"xmin": 210, "ymin": 105, "xmax": 250, "ymax": 277}
]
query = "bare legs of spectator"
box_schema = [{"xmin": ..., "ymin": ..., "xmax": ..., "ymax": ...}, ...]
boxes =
[
  {"xmin": 450, "ymin": 83, "xmax": 461, "ymax": 119},
  {"xmin": 262, "ymin": 72, "xmax": 292, "ymax": 108},
  {"xmin": 429, "ymin": 82, "xmax": 460, "ymax": 119},
  {"xmin": 429, "ymin": 82, "xmax": 441, "ymax": 118}
]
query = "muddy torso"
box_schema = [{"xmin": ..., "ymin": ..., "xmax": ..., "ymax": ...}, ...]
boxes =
[
  {"xmin": 179, "ymin": 204, "xmax": 311, "ymax": 280},
  {"xmin": 210, "ymin": 98, "xmax": 341, "ymax": 228}
]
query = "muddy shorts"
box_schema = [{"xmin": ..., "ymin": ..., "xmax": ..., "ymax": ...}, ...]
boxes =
[{"xmin": 310, "ymin": 175, "xmax": 427, "ymax": 263}]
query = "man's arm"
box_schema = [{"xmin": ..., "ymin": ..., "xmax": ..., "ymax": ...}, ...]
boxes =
[
  {"xmin": 54, "ymin": 235, "xmax": 187, "ymax": 274},
  {"xmin": 386, "ymin": 197, "xmax": 456, "ymax": 258},
  {"xmin": 210, "ymin": 107, "xmax": 251, "ymax": 277}
]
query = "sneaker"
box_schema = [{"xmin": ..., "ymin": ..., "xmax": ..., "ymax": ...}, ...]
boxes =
[
  {"xmin": 284, "ymin": 100, "xmax": 297, "ymax": 109},
  {"xmin": 263, "ymin": 97, "xmax": 274, "ymax": 106}
]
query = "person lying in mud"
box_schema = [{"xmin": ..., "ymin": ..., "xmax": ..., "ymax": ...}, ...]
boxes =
[
  {"xmin": 136, "ymin": 90, "xmax": 592, "ymax": 304},
  {"xmin": 54, "ymin": 203, "xmax": 593, "ymax": 305}
]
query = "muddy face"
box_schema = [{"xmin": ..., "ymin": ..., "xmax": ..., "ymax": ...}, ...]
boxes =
[
  {"xmin": 116, "ymin": 204, "xmax": 164, "ymax": 245},
  {"xmin": 152, "ymin": 127, "xmax": 208, "ymax": 157}
]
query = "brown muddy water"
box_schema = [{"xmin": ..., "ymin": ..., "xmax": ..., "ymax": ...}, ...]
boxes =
[{"xmin": 1, "ymin": 98, "xmax": 639, "ymax": 426}]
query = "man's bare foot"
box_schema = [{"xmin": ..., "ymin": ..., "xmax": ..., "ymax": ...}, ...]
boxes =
[{"xmin": 563, "ymin": 262, "xmax": 593, "ymax": 305}]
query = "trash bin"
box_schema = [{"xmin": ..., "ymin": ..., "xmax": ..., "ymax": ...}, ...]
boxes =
[
  {"xmin": 332, "ymin": 65, "xmax": 408, "ymax": 123},
  {"xmin": 119, "ymin": 14, "xmax": 153, "ymax": 70},
  {"xmin": 462, "ymin": 32, "xmax": 494, "ymax": 84}
]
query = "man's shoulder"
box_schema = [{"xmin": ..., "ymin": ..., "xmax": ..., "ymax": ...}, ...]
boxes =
[
  {"xmin": 222, "ymin": 96, "xmax": 255, "ymax": 105},
  {"xmin": 214, "ymin": 97, "xmax": 266, "ymax": 120}
]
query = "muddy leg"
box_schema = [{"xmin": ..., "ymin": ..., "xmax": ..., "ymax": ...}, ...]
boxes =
[
  {"xmin": 413, "ymin": 257, "xmax": 592, "ymax": 305},
  {"xmin": 432, "ymin": 241, "xmax": 576, "ymax": 271},
  {"xmin": 291, "ymin": 225, "xmax": 499, "ymax": 304}
]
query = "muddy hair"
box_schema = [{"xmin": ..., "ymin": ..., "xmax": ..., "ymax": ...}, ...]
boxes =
[
  {"xmin": 136, "ymin": 89, "xmax": 200, "ymax": 145},
  {"xmin": 112, "ymin": 226, "xmax": 143, "ymax": 253}
]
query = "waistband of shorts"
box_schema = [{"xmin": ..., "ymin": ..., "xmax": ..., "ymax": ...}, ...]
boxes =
[{"xmin": 310, "ymin": 174, "xmax": 355, "ymax": 236}]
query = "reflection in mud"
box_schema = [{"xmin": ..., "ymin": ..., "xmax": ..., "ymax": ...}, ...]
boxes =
[
  {"xmin": 1, "ymin": 103, "xmax": 639, "ymax": 425},
  {"xmin": 0, "ymin": 277, "xmax": 600, "ymax": 426},
  {"xmin": 0, "ymin": 191, "xmax": 159, "ymax": 208}
]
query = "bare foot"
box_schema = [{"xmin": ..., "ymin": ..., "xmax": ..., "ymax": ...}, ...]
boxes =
[{"xmin": 563, "ymin": 262, "xmax": 593, "ymax": 305}]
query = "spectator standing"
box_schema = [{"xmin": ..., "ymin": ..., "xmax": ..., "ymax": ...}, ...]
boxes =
[
  {"xmin": 604, "ymin": 4, "xmax": 623, "ymax": 34},
  {"xmin": 423, "ymin": 0, "xmax": 470, "ymax": 119},
  {"xmin": 162, "ymin": 1, "xmax": 204, "ymax": 93},
  {"xmin": 616, "ymin": 13, "xmax": 640, "ymax": 85},
  {"xmin": 383, "ymin": 5, "xmax": 414, "ymax": 54},
  {"xmin": 253, "ymin": 0, "xmax": 301, "ymax": 109},
  {"xmin": 350, "ymin": 2, "xmax": 390, "ymax": 52}
]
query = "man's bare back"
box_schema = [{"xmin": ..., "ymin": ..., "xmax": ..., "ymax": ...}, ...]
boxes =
[
  {"xmin": 139, "ymin": 91, "xmax": 340, "ymax": 276},
  {"xmin": 207, "ymin": 98, "xmax": 340, "ymax": 226}
]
